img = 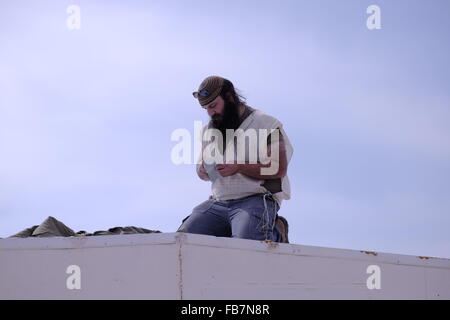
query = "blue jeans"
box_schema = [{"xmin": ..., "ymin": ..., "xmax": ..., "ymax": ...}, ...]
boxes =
[{"xmin": 177, "ymin": 193, "xmax": 282, "ymax": 242}]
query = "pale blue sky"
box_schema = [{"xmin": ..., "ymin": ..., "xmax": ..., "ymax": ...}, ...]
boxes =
[{"xmin": 1, "ymin": 0, "xmax": 449, "ymax": 258}]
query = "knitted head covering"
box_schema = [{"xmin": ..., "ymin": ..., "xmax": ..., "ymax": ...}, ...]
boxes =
[{"xmin": 192, "ymin": 76, "xmax": 225, "ymax": 106}]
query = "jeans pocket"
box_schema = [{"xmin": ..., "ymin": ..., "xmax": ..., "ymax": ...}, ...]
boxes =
[
  {"xmin": 192, "ymin": 199, "xmax": 215, "ymax": 213},
  {"xmin": 179, "ymin": 199, "xmax": 214, "ymax": 228},
  {"xmin": 181, "ymin": 215, "xmax": 191, "ymax": 224}
]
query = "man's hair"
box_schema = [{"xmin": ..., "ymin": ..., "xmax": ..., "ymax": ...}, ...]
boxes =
[
  {"xmin": 210, "ymin": 79, "xmax": 248, "ymax": 153},
  {"xmin": 219, "ymin": 79, "xmax": 247, "ymax": 106}
]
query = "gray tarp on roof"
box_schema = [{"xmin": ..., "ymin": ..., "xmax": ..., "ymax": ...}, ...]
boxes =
[{"xmin": 8, "ymin": 216, "xmax": 161, "ymax": 238}]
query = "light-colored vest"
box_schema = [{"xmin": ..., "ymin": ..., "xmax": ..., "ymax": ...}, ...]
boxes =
[{"xmin": 199, "ymin": 109, "xmax": 293, "ymax": 206}]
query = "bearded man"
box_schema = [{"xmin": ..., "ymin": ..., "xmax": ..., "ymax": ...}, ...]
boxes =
[{"xmin": 176, "ymin": 76, "xmax": 293, "ymax": 243}]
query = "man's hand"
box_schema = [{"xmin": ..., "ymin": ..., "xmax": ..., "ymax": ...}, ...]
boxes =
[
  {"xmin": 197, "ymin": 163, "xmax": 210, "ymax": 181},
  {"xmin": 216, "ymin": 163, "xmax": 241, "ymax": 177}
]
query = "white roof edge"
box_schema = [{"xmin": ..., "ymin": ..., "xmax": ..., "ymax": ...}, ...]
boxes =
[
  {"xmin": 1, "ymin": 232, "xmax": 449, "ymax": 268},
  {"xmin": 179, "ymin": 233, "xmax": 450, "ymax": 268},
  {"xmin": 0, "ymin": 232, "xmax": 179, "ymax": 250}
]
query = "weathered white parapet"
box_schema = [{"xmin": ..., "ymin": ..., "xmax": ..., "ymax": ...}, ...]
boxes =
[{"xmin": 1, "ymin": 232, "xmax": 449, "ymax": 299}]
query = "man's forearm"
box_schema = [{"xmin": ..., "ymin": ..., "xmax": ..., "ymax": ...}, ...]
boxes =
[
  {"xmin": 238, "ymin": 135, "xmax": 288, "ymax": 180},
  {"xmin": 238, "ymin": 162, "xmax": 286, "ymax": 180}
]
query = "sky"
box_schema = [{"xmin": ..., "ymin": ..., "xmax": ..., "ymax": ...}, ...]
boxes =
[{"xmin": 1, "ymin": 0, "xmax": 449, "ymax": 259}]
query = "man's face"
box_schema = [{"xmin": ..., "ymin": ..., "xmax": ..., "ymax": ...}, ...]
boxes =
[
  {"xmin": 202, "ymin": 95, "xmax": 226, "ymax": 123},
  {"xmin": 203, "ymin": 94, "xmax": 241, "ymax": 130}
]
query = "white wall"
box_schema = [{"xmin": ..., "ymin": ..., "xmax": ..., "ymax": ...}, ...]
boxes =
[{"xmin": 1, "ymin": 233, "xmax": 449, "ymax": 299}]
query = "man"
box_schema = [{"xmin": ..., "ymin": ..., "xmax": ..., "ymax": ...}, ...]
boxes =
[{"xmin": 176, "ymin": 76, "xmax": 293, "ymax": 243}]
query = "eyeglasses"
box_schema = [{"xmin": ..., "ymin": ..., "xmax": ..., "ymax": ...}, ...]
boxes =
[{"xmin": 192, "ymin": 89, "xmax": 209, "ymax": 98}]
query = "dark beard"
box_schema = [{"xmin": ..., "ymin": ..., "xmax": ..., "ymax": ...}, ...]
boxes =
[{"xmin": 211, "ymin": 101, "xmax": 241, "ymax": 153}]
